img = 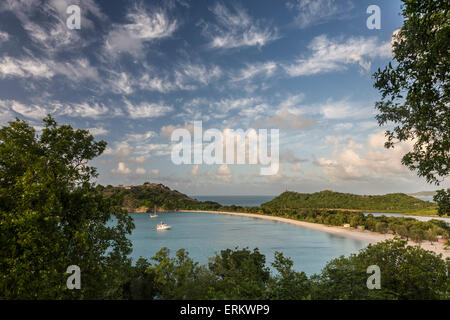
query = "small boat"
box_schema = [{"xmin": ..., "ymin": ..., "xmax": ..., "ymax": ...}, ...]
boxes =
[
  {"xmin": 156, "ymin": 222, "xmax": 171, "ymax": 231},
  {"xmin": 149, "ymin": 206, "xmax": 158, "ymax": 219}
]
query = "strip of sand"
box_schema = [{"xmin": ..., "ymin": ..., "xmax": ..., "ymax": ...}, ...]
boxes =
[{"xmin": 180, "ymin": 210, "xmax": 450, "ymax": 258}]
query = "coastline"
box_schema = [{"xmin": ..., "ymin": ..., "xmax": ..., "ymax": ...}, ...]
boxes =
[{"xmin": 180, "ymin": 210, "xmax": 450, "ymax": 259}]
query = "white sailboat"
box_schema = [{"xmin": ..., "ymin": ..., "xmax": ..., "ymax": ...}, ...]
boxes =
[{"xmin": 149, "ymin": 206, "xmax": 158, "ymax": 219}]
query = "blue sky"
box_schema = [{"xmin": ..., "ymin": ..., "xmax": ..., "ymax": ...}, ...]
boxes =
[{"xmin": 1, "ymin": 0, "xmax": 447, "ymax": 195}]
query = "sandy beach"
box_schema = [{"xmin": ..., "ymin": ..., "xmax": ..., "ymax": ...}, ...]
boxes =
[{"xmin": 181, "ymin": 210, "xmax": 450, "ymax": 259}]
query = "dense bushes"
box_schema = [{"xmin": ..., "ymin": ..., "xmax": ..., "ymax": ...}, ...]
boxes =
[
  {"xmin": 262, "ymin": 190, "xmax": 436, "ymax": 213},
  {"xmin": 259, "ymin": 207, "xmax": 450, "ymax": 242},
  {"xmin": 123, "ymin": 239, "xmax": 450, "ymax": 300},
  {"xmin": 102, "ymin": 184, "xmax": 222, "ymax": 211}
]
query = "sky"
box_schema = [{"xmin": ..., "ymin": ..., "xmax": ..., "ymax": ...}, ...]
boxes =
[{"xmin": 0, "ymin": 0, "xmax": 447, "ymax": 196}]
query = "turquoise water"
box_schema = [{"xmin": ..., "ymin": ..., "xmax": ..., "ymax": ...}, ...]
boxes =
[
  {"xmin": 129, "ymin": 212, "xmax": 367, "ymax": 275},
  {"xmin": 192, "ymin": 195, "xmax": 275, "ymax": 207}
]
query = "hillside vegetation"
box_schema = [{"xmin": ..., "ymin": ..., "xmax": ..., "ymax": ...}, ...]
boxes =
[
  {"xmin": 262, "ymin": 190, "xmax": 436, "ymax": 213},
  {"xmin": 100, "ymin": 183, "xmax": 221, "ymax": 212}
]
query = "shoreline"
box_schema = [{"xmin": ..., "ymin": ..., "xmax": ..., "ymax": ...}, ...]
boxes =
[{"xmin": 180, "ymin": 210, "xmax": 450, "ymax": 258}]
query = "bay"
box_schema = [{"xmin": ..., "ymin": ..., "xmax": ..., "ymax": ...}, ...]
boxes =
[{"xmin": 129, "ymin": 212, "xmax": 367, "ymax": 275}]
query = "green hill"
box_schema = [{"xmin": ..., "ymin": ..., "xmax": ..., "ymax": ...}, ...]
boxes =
[
  {"xmin": 261, "ymin": 190, "xmax": 436, "ymax": 213},
  {"xmin": 100, "ymin": 183, "xmax": 221, "ymax": 212}
]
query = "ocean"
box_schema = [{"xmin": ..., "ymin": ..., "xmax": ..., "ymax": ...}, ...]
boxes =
[
  {"xmin": 125, "ymin": 195, "xmax": 447, "ymax": 275},
  {"xmin": 128, "ymin": 211, "xmax": 367, "ymax": 275},
  {"xmin": 192, "ymin": 195, "xmax": 276, "ymax": 207}
]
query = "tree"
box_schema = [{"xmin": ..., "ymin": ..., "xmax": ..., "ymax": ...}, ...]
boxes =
[
  {"xmin": 375, "ymin": 222, "xmax": 388, "ymax": 234},
  {"xmin": 395, "ymin": 225, "xmax": 409, "ymax": 240},
  {"xmin": 373, "ymin": 0, "xmax": 450, "ymax": 216},
  {"xmin": 312, "ymin": 239, "xmax": 449, "ymax": 300},
  {"xmin": 426, "ymin": 229, "xmax": 437, "ymax": 244},
  {"xmin": 266, "ymin": 251, "xmax": 310, "ymax": 300},
  {"xmin": 434, "ymin": 189, "xmax": 450, "ymax": 216},
  {"xmin": 207, "ymin": 247, "xmax": 271, "ymax": 299},
  {"xmin": 409, "ymin": 227, "xmax": 425, "ymax": 245},
  {"xmin": 0, "ymin": 116, "xmax": 134, "ymax": 299},
  {"xmin": 147, "ymin": 248, "xmax": 207, "ymax": 299}
]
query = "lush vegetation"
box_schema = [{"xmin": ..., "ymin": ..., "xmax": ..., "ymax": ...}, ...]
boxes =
[
  {"xmin": 261, "ymin": 190, "xmax": 436, "ymax": 213},
  {"xmin": 0, "ymin": 117, "xmax": 133, "ymax": 299},
  {"xmin": 1, "ymin": 117, "xmax": 449, "ymax": 300},
  {"xmin": 373, "ymin": 0, "xmax": 450, "ymax": 215},
  {"xmin": 101, "ymin": 183, "xmax": 221, "ymax": 212},
  {"xmin": 124, "ymin": 239, "xmax": 449, "ymax": 300},
  {"xmin": 260, "ymin": 207, "xmax": 449, "ymax": 243}
]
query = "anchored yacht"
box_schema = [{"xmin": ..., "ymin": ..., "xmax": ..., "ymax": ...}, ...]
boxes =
[{"xmin": 156, "ymin": 222, "xmax": 171, "ymax": 231}]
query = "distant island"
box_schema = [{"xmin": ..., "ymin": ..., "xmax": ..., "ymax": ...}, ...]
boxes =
[
  {"xmin": 263, "ymin": 190, "xmax": 436, "ymax": 214},
  {"xmin": 100, "ymin": 182, "xmax": 221, "ymax": 212},
  {"xmin": 408, "ymin": 191, "xmax": 437, "ymax": 197},
  {"xmin": 101, "ymin": 183, "xmax": 438, "ymax": 215}
]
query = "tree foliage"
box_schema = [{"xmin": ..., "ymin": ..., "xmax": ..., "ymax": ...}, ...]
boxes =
[
  {"xmin": 373, "ymin": 0, "xmax": 450, "ymax": 215},
  {"xmin": 0, "ymin": 116, "xmax": 134, "ymax": 299},
  {"xmin": 312, "ymin": 239, "xmax": 449, "ymax": 300},
  {"xmin": 262, "ymin": 190, "xmax": 435, "ymax": 213},
  {"xmin": 124, "ymin": 240, "xmax": 449, "ymax": 300}
]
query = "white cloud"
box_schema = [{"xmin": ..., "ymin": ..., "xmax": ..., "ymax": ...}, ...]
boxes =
[
  {"xmin": 151, "ymin": 169, "xmax": 160, "ymax": 175},
  {"xmin": 0, "ymin": 57, "xmax": 54, "ymax": 79},
  {"xmin": 2, "ymin": 0, "xmax": 105, "ymax": 54},
  {"xmin": 238, "ymin": 103, "xmax": 268, "ymax": 119},
  {"xmin": 138, "ymin": 62, "xmax": 222, "ymax": 93},
  {"xmin": 105, "ymin": 4, "xmax": 177, "ymax": 57},
  {"xmin": 286, "ymin": 0, "xmax": 354, "ymax": 29},
  {"xmin": 126, "ymin": 131, "xmax": 157, "ymax": 142},
  {"xmin": 10, "ymin": 101, "xmax": 49, "ymax": 120},
  {"xmin": 279, "ymin": 94, "xmax": 305, "ymax": 109},
  {"xmin": 178, "ymin": 63, "xmax": 222, "ymax": 85},
  {"xmin": 0, "ymin": 101, "xmax": 14, "ymax": 125},
  {"xmin": 231, "ymin": 62, "xmax": 277, "ymax": 82},
  {"xmin": 215, "ymin": 164, "xmax": 232, "ymax": 182},
  {"xmin": 112, "ymin": 162, "xmax": 131, "ymax": 175},
  {"xmin": 191, "ymin": 165, "xmax": 199, "ymax": 177},
  {"xmin": 104, "ymin": 141, "xmax": 133, "ymax": 158},
  {"xmin": 0, "ymin": 56, "xmax": 100, "ymax": 84},
  {"xmin": 136, "ymin": 167, "xmax": 147, "ymax": 175},
  {"xmin": 56, "ymin": 102, "xmax": 110, "ymax": 119},
  {"xmin": 314, "ymin": 131, "xmax": 414, "ymax": 181},
  {"xmin": 0, "ymin": 100, "xmax": 50, "ymax": 120},
  {"xmin": 319, "ymin": 99, "xmax": 375, "ymax": 120},
  {"xmin": 87, "ymin": 127, "xmax": 109, "ymax": 136},
  {"xmin": 284, "ymin": 35, "xmax": 391, "ymax": 77},
  {"xmin": 139, "ymin": 74, "xmax": 177, "ymax": 93},
  {"xmin": 205, "ymin": 3, "xmax": 278, "ymax": 49},
  {"xmin": 125, "ymin": 100, "xmax": 173, "ymax": 119},
  {"xmin": 0, "ymin": 31, "xmax": 9, "ymax": 42},
  {"xmin": 255, "ymin": 109, "xmax": 315, "ymax": 130},
  {"xmin": 291, "ymin": 162, "xmax": 302, "ymax": 172},
  {"xmin": 160, "ymin": 123, "xmax": 194, "ymax": 137},
  {"xmin": 212, "ymin": 97, "xmax": 261, "ymax": 114}
]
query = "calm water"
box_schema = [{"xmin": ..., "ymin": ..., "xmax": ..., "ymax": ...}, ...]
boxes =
[
  {"xmin": 192, "ymin": 195, "xmax": 275, "ymax": 207},
  {"xmin": 129, "ymin": 212, "xmax": 367, "ymax": 275}
]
